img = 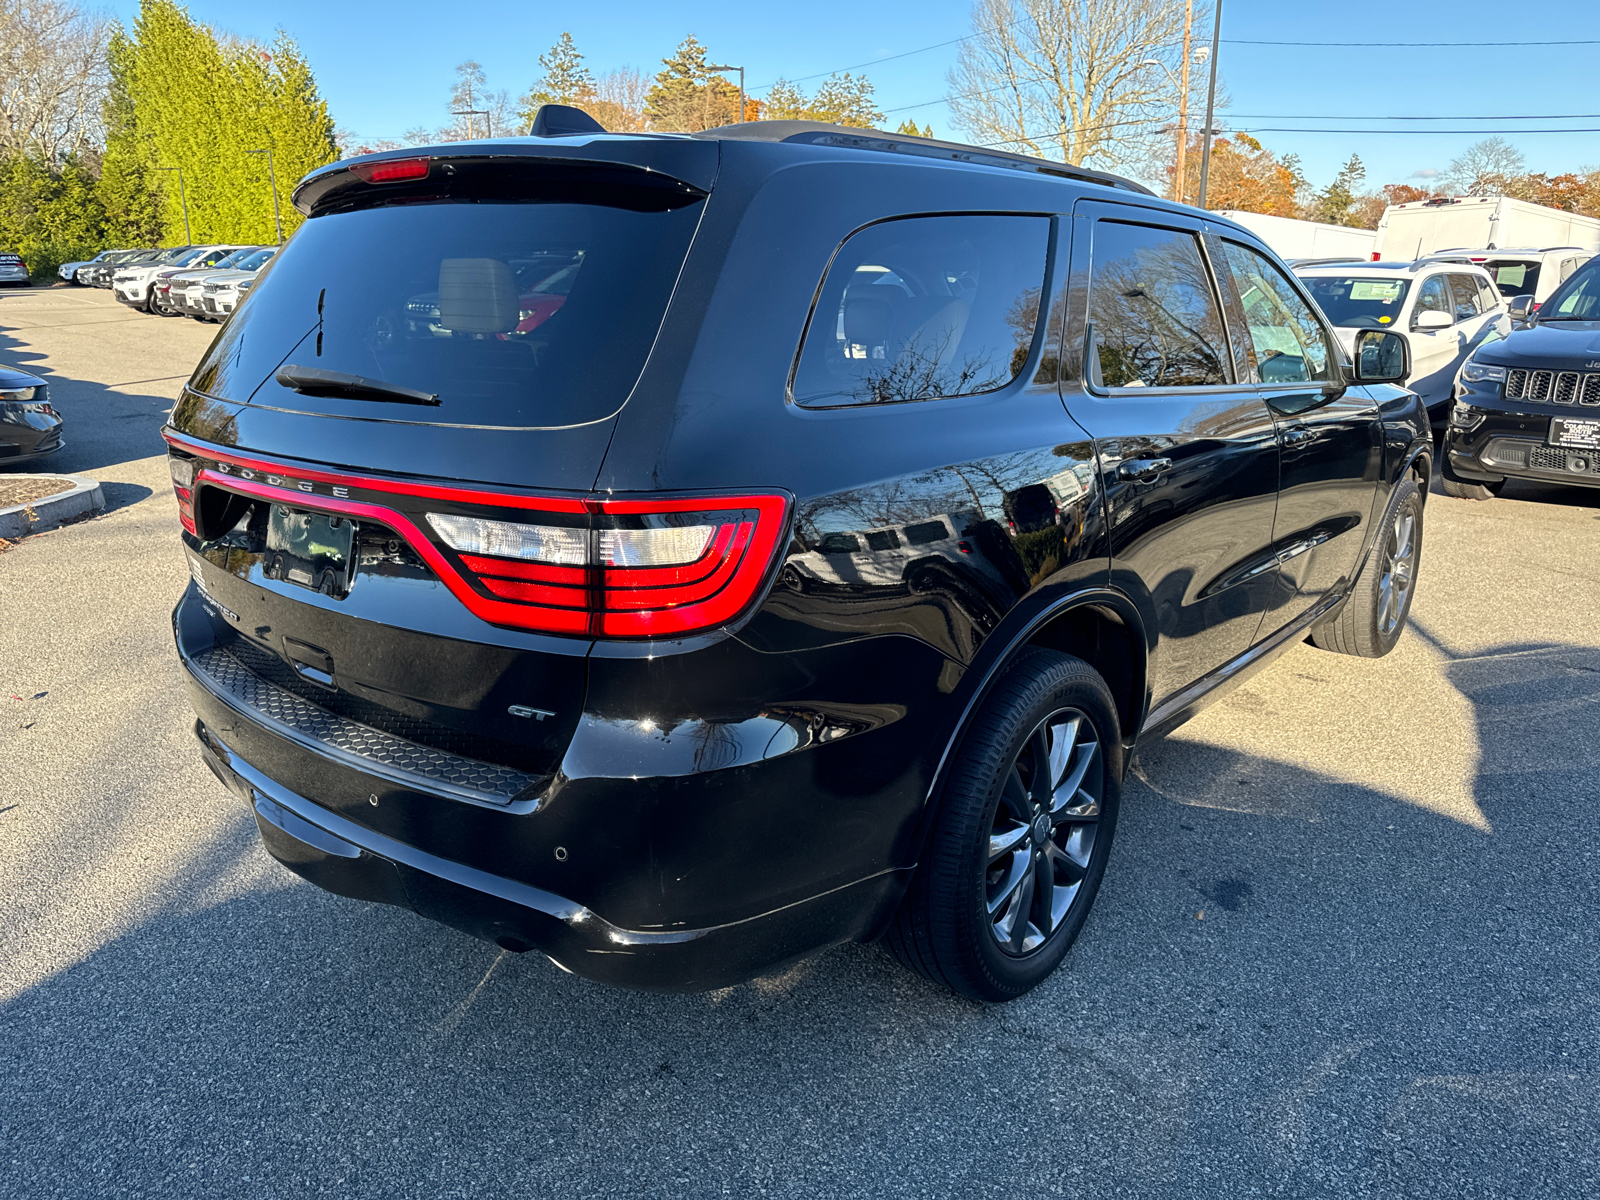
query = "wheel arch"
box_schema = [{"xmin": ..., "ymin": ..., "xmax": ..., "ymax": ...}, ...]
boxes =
[{"xmin": 898, "ymin": 587, "xmax": 1149, "ymax": 881}]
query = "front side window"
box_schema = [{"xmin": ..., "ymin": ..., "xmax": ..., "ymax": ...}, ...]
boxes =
[
  {"xmin": 792, "ymin": 215, "xmax": 1051, "ymax": 407},
  {"xmin": 1475, "ymin": 276, "xmax": 1500, "ymax": 312},
  {"xmin": 1222, "ymin": 241, "xmax": 1333, "ymax": 384},
  {"xmin": 1411, "ymin": 275, "xmax": 1452, "ymax": 328},
  {"xmin": 1088, "ymin": 221, "xmax": 1227, "ymax": 388}
]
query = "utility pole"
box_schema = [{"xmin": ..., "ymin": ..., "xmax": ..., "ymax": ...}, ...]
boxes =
[
  {"xmin": 1175, "ymin": 0, "xmax": 1193, "ymax": 205},
  {"xmin": 707, "ymin": 64, "xmax": 746, "ymax": 123},
  {"xmin": 152, "ymin": 166, "xmax": 191, "ymax": 244},
  {"xmin": 245, "ymin": 148, "xmax": 284, "ymax": 244},
  {"xmin": 453, "ymin": 106, "xmax": 488, "ymax": 139},
  {"xmin": 1197, "ymin": 0, "xmax": 1223, "ymax": 210}
]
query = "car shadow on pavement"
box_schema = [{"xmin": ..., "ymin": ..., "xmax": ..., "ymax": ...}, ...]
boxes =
[
  {"xmin": 0, "ymin": 307, "xmax": 194, "ymax": 493},
  {"xmin": 4, "ymin": 630, "xmax": 1599, "ymax": 1198}
]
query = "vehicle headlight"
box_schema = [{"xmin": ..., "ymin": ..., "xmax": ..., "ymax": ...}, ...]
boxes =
[
  {"xmin": 1460, "ymin": 361, "xmax": 1507, "ymax": 385},
  {"xmin": 1451, "ymin": 403, "xmax": 1485, "ymax": 430}
]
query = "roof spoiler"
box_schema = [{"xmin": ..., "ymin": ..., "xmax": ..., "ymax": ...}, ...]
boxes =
[{"xmin": 527, "ymin": 104, "xmax": 607, "ymax": 137}]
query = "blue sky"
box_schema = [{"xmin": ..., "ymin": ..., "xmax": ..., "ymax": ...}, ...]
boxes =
[{"xmin": 105, "ymin": 0, "xmax": 1600, "ymax": 192}]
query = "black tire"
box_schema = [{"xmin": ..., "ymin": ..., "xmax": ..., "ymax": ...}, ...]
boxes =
[
  {"xmin": 1440, "ymin": 456, "xmax": 1503, "ymax": 501},
  {"xmin": 885, "ymin": 648, "xmax": 1122, "ymax": 1002},
  {"xmin": 1309, "ymin": 477, "xmax": 1422, "ymax": 658}
]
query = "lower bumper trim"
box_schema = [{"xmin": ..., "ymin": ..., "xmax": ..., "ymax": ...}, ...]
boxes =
[{"xmin": 196, "ymin": 723, "xmax": 901, "ymax": 990}]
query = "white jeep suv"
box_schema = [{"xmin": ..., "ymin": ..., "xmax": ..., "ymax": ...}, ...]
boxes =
[{"xmin": 1295, "ymin": 259, "xmax": 1510, "ymax": 425}]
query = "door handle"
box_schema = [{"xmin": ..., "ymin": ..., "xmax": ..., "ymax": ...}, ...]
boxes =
[
  {"xmin": 1117, "ymin": 457, "xmax": 1173, "ymax": 482},
  {"xmin": 1282, "ymin": 427, "xmax": 1317, "ymax": 448}
]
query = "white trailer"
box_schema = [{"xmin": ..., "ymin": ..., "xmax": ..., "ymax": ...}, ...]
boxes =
[
  {"xmin": 1373, "ymin": 195, "xmax": 1600, "ymax": 261},
  {"xmin": 1216, "ymin": 210, "xmax": 1377, "ymax": 262}
]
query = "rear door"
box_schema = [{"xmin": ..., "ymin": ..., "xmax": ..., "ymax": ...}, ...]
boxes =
[
  {"xmin": 1406, "ymin": 272, "xmax": 1459, "ymax": 412},
  {"xmin": 1214, "ymin": 237, "xmax": 1380, "ymax": 631},
  {"xmin": 1065, "ymin": 201, "xmax": 1282, "ymax": 709}
]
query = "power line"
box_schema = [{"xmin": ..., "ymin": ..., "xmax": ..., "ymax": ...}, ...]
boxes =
[
  {"xmin": 1236, "ymin": 126, "xmax": 1600, "ymax": 135},
  {"xmin": 1228, "ymin": 37, "xmax": 1600, "ymax": 47},
  {"xmin": 751, "ymin": 37, "xmax": 970, "ymax": 91},
  {"xmin": 1228, "ymin": 112, "xmax": 1600, "ymax": 122}
]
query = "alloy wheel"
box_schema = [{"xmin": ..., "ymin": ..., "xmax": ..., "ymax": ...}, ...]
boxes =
[
  {"xmin": 1378, "ymin": 504, "xmax": 1416, "ymax": 636},
  {"xmin": 984, "ymin": 707, "xmax": 1104, "ymax": 957}
]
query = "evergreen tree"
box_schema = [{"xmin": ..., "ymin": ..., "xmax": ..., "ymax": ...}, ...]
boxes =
[
  {"xmin": 895, "ymin": 119, "xmax": 935, "ymax": 138},
  {"xmin": 518, "ymin": 32, "xmax": 596, "ymax": 127},
  {"xmin": 97, "ymin": 25, "xmax": 162, "ymax": 246},
  {"xmin": 1315, "ymin": 154, "xmax": 1367, "ymax": 227},
  {"xmin": 763, "ymin": 74, "xmax": 883, "ymax": 128},
  {"xmin": 645, "ymin": 36, "xmax": 740, "ymax": 132}
]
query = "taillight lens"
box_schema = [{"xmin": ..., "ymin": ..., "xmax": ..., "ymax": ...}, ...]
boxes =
[
  {"xmin": 351, "ymin": 156, "xmax": 430, "ymax": 184},
  {"xmin": 169, "ymin": 455, "xmax": 196, "ymax": 535},
  {"xmin": 430, "ymin": 496, "xmax": 787, "ymax": 638}
]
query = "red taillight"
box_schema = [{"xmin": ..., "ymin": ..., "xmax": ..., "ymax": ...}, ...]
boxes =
[
  {"xmin": 169, "ymin": 456, "xmax": 195, "ymax": 535},
  {"xmin": 351, "ymin": 156, "xmax": 430, "ymax": 184},
  {"xmin": 434, "ymin": 496, "xmax": 787, "ymax": 637},
  {"xmin": 163, "ymin": 435, "xmax": 789, "ymax": 639},
  {"xmin": 1370, "ymin": 252, "xmax": 1381, "ymax": 261}
]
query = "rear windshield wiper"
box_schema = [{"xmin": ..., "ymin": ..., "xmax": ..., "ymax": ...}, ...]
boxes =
[{"xmin": 275, "ymin": 365, "xmax": 440, "ymax": 406}]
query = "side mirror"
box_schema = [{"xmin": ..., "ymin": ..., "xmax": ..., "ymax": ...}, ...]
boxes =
[
  {"xmin": 1507, "ymin": 294, "xmax": 1536, "ymax": 322},
  {"xmin": 1352, "ymin": 329, "xmax": 1411, "ymax": 384},
  {"xmin": 1413, "ymin": 309, "xmax": 1453, "ymax": 331}
]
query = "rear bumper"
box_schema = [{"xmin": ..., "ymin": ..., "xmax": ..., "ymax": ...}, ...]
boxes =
[
  {"xmin": 172, "ymin": 581, "xmax": 928, "ymax": 990},
  {"xmin": 194, "ymin": 717, "xmax": 902, "ymax": 990}
]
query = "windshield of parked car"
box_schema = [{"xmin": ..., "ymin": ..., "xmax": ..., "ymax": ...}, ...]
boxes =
[
  {"xmin": 1484, "ymin": 258, "xmax": 1541, "ymax": 299},
  {"xmin": 190, "ymin": 192, "xmax": 704, "ymax": 428},
  {"xmin": 1540, "ymin": 258, "xmax": 1600, "ymax": 320},
  {"xmin": 1301, "ymin": 275, "xmax": 1411, "ymax": 328},
  {"xmin": 236, "ymin": 248, "xmax": 276, "ymax": 270},
  {"xmin": 210, "ymin": 249, "xmax": 255, "ymax": 269}
]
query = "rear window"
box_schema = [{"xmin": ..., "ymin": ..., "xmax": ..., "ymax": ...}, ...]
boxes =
[
  {"xmin": 1485, "ymin": 258, "xmax": 1541, "ymax": 298},
  {"xmin": 1301, "ymin": 275, "xmax": 1410, "ymax": 328},
  {"xmin": 190, "ymin": 190, "xmax": 703, "ymax": 428},
  {"xmin": 791, "ymin": 215, "xmax": 1050, "ymax": 408}
]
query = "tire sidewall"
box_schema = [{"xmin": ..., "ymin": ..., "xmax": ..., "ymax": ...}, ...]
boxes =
[{"xmin": 1363, "ymin": 479, "xmax": 1423, "ymax": 655}]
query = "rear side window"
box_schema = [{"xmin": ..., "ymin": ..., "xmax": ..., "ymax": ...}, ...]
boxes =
[
  {"xmin": 1089, "ymin": 221, "xmax": 1227, "ymax": 387},
  {"xmin": 1448, "ymin": 274, "xmax": 1484, "ymax": 319},
  {"xmin": 1221, "ymin": 241, "xmax": 1333, "ymax": 384},
  {"xmin": 190, "ymin": 190, "xmax": 703, "ymax": 428},
  {"xmin": 791, "ymin": 215, "xmax": 1050, "ymax": 408},
  {"xmin": 904, "ymin": 519, "xmax": 950, "ymax": 545}
]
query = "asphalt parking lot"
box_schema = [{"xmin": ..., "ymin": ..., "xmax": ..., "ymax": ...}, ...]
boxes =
[{"xmin": 3, "ymin": 284, "xmax": 1599, "ymax": 1199}]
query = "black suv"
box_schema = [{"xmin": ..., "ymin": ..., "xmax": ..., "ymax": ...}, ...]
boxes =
[
  {"xmin": 165, "ymin": 117, "xmax": 1428, "ymax": 1002},
  {"xmin": 1444, "ymin": 258, "xmax": 1600, "ymax": 500}
]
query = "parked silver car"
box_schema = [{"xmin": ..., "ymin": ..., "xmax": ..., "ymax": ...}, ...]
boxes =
[
  {"xmin": 0, "ymin": 252, "xmax": 30, "ymax": 287},
  {"xmin": 59, "ymin": 250, "xmax": 122, "ymax": 283},
  {"xmin": 161, "ymin": 247, "xmax": 267, "ymax": 317},
  {"xmin": 196, "ymin": 246, "xmax": 278, "ymax": 319}
]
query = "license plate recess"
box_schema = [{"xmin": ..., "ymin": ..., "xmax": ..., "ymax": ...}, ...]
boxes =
[{"xmin": 266, "ymin": 506, "xmax": 354, "ymax": 596}]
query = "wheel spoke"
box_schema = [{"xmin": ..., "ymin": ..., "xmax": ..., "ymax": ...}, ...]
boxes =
[
  {"xmin": 987, "ymin": 851, "xmax": 1031, "ymax": 916},
  {"xmin": 1046, "ymin": 716, "xmax": 1077, "ymax": 788},
  {"xmin": 1047, "ymin": 838, "xmax": 1087, "ymax": 884},
  {"xmin": 1002, "ymin": 767, "xmax": 1031, "ymax": 824},
  {"xmin": 1007, "ymin": 866, "xmax": 1037, "ymax": 953},
  {"xmin": 988, "ymin": 821, "xmax": 1030, "ymax": 864},
  {"xmin": 1027, "ymin": 726, "xmax": 1052, "ymax": 807},
  {"xmin": 1051, "ymin": 738, "xmax": 1099, "ymax": 817},
  {"xmin": 1032, "ymin": 855, "xmax": 1055, "ymax": 935}
]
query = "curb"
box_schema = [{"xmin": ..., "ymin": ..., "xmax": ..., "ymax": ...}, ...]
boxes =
[{"xmin": 0, "ymin": 473, "xmax": 105, "ymax": 540}]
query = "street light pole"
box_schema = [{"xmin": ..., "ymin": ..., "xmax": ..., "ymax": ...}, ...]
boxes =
[
  {"xmin": 152, "ymin": 166, "xmax": 192, "ymax": 243},
  {"xmin": 245, "ymin": 148, "xmax": 284, "ymax": 244},
  {"xmin": 1197, "ymin": 0, "xmax": 1223, "ymax": 210},
  {"xmin": 1176, "ymin": 0, "xmax": 1194, "ymax": 205},
  {"xmin": 707, "ymin": 64, "xmax": 745, "ymax": 123}
]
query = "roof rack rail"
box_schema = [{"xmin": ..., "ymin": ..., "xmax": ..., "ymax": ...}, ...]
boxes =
[{"xmin": 694, "ymin": 120, "xmax": 1155, "ymax": 196}]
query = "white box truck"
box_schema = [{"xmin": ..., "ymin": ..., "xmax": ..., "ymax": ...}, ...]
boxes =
[
  {"xmin": 1216, "ymin": 210, "xmax": 1377, "ymax": 261},
  {"xmin": 1373, "ymin": 195, "xmax": 1600, "ymax": 261}
]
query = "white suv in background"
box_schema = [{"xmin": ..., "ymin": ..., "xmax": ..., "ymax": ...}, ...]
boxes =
[
  {"xmin": 113, "ymin": 245, "xmax": 249, "ymax": 313},
  {"xmin": 1435, "ymin": 246, "xmax": 1594, "ymax": 321},
  {"xmin": 1295, "ymin": 259, "xmax": 1510, "ymax": 425}
]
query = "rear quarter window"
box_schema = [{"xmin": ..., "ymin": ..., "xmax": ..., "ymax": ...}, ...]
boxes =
[{"xmin": 791, "ymin": 214, "xmax": 1051, "ymax": 408}]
